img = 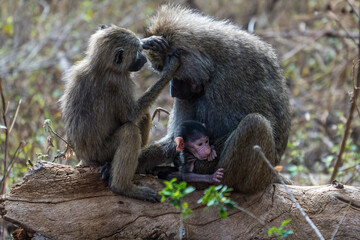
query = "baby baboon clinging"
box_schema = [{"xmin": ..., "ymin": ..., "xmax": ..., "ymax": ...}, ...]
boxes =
[
  {"xmin": 137, "ymin": 6, "xmax": 291, "ymax": 193},
  {"xmin": 60, "ymin": 24, "xmax": 179, "ymax": 201},
  {"xmin": 155, "ymin": 120, "xmax": 223, "ymax": 183}
]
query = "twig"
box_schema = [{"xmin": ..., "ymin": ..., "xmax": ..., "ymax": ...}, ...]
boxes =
[
  {"xmin": 326, "ymin": 11, "xmax": 358, "ymax": 45},
  {"xmin": 0, "ymin": 77, "xmax": 9, "ymax": 195},
  {"xmin": 43, "ymin": 121, "xmax": 69, "ymax": 144},
  {"xmin": 0, "ymin": 77, "xmax": 8, "ymax": 240},
  {"xmin": 53, "ymin": 144, "xmax": 73, "ymax": 163},
  {"xmin": 345, "ymin": 0, "xmax": 359, "ymax": 18},
  {"xmin": 331, "ymin": 60, "xmax": 360, "ymax": 182},
  {"xmin": 234, "ymin": 204, "xmax": 266, "ymax": 226},
  {"xmin": 0, "ymin": 141, "xmax": 25, "ymax": 186},
  {"xmin": 330, "ymin": 202, "xmax": 351, "ymax": 240},
  {"xmin": 152, "ymin": 107, "xmax": 170, "ymax": 121},
  {"xmin": 8, "ymin": 98, "xmax": 21, "ymax": 133},
  {"xmin": 253, "ymin": 145, "xmax": 325, "ymax": 240},
  {"xmin": 352, "ymin": 60, "xmax": 360, "ymax": 118}
]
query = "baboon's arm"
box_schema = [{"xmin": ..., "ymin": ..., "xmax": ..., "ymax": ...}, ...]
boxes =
[{"xmin": 133, "ymin": 50, "xmax": 180, "ymax": 122}]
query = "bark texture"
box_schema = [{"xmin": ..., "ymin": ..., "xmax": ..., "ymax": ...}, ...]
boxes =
[{"xmin": 1, "ymin": 161, "xmax": 360, "ymax": 240}]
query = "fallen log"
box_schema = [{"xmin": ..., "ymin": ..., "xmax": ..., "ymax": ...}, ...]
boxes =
[{"xmin": 1, "ymin": 161, "xmax": 360, "ymax": 240}]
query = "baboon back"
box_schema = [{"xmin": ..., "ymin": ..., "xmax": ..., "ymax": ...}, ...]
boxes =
[{"xmin": 144, "ymin": 5, "xmax": 290, "ymax": 164}]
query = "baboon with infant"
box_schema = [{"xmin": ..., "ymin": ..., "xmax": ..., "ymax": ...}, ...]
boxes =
[
  {"xmin": 137, "ymin": 6, "xmax": 291, "ymax": 193},
  {"xmin": 60, "ymin": 24, "xmax": 179, "ymax": 201}
]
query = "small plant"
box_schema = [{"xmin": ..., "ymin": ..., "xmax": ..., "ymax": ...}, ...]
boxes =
[
  {"xmin": 197, "ymin": 185, "xmax": 235, "ymax": 218},
  {"xmin": 159, "ymin": 178, "xmax": 195, "ymax": 218},
  {"xmin": 159, "ymin": 178, "xmax": 195, "ymax": 239},
  {"xmin": 268, "ymin": 219, "xmax": 294, "ymax": 239}
]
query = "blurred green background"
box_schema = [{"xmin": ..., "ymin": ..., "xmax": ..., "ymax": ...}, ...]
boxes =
[{"xmin": 0, "ymin": 0, "xmax": 359, "ymax": 194}]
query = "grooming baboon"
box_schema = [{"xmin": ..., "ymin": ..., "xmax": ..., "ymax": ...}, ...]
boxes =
[
  {"xmin": 137, "ymin": 6, "xmax": 291, "ymax": 193},
  {"xmin": 60, "ymin": 24, "xmax": 179, "ymax": 201}
]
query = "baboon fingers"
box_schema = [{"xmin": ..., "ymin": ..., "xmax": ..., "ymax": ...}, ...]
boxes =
[
  {"xmin": 99, "ymin": 162, "xmax": 111, "ymax": 180},
  {"xmin": 141, "ymin": 36, "xmax": 169, "ymax": 51}
]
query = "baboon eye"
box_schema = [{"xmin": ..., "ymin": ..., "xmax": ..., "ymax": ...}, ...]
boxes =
[
  {"xmin": 198, "ymin": 143, "xmax": 203, "ymax": 146},
  {"xmin": 98, "ymin": 24, "xmax": 108, "ymax": 30},
  {"xmin": 114, "ymin": 49, "xmax": 124, "ymax": 64}
]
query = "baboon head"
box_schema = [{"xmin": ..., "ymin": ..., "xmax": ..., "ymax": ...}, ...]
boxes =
[
  {"xmin": 145, "ymin": 6, "xmax": 215, "ymax": 99},
  {"xmin": 87, "ymin": 24, "xmax": 147, "ymax": 73}
]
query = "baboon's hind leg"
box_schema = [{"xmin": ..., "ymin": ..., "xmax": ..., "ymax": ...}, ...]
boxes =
[
  {"xmin": 218, "ymin": 113, "xmax": 276, "ymax": 193},
  {"xmin": 111, "ymin": 123, "xmax": 159, "ymax": 202}
]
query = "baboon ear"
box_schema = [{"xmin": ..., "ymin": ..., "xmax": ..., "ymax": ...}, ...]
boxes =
[
  {"xmin": 114, "ymin": 49, "xmax": 124, "ymax": 64},
  {"xmin": 98, "ymin": 24, "xmax": 108, "ymax": 30},
  {"xmin": 174, "ymin": 137, "xmax": 185, "ymax": 151}
]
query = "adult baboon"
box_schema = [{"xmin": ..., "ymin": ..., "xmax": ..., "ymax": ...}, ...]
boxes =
[
  {"xmin": 60, "ymin": 24, "xmax": 179, "ymax": 201},
  {"xmin": 137, "ymin": 6, "xmax": 291, "ymax": 193}
]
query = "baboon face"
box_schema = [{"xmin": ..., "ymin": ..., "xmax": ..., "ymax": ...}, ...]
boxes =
[
  {"xmin": 128, "ymin": 50, "xmax": 147, "ymax": 72},
  {"xmin": 89, "ymin": 25, "xmax": 147, "ymax": 73}
]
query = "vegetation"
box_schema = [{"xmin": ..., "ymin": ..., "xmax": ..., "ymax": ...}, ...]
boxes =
[
  {"xmin": 268, "ymin": 219, "xmax": 294, "ymax": 239},
  {"xmin": 0, "ymin": 0, "xmax": 359, "ymax": 238}
]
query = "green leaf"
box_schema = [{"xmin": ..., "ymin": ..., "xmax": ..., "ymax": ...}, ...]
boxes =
[
  {"xmin": 281, "ymin": 219, "xmax": 291, "ymax": 227},
  {"xmin": 183, "ymin": 186, "xmax": 195, "ymax": 195},
  {"xmin": 207, "ymin": 199, "xmax": 215, "ymax": 207},
  {"xmin": 268, "ymin": 227, "xmax": 277, "ymax": 235},
  {"xmin": 177, "ymin": 181, "xmax": 187, "ymax": 189},
  {"xmin": 219, "ymin": 206, "xmax": 227, "ymax": 218}
]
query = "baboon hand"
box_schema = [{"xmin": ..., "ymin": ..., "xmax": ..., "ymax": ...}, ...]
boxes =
[
  {"xmin": 211, "ymin": 168, "xmax": 224, "ymax": 183},
  {"xmin": 162, "ymin": 48, "xmax": 181, "ymax": 75},
  {"xmin": 207, "ymin": 146, "xmax": 217, "ymax": 161},
  {"xmin": 99, "ymin": 162, "xmax": 111, "ymax": 181},
  {"xmin": 141, "ymin": 36, "xmax": 169, "ymax": 51}
]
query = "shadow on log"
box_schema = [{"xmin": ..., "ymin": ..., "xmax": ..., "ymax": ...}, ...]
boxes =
[{"xmin": 1, "ymin": 161, "xmax": 360, "ymax": 239}]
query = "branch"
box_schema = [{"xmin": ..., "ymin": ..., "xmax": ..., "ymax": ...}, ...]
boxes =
[
  {"xmin": 0, "ymin": 77, "xmax": 9, "ymax": 195},
  {"xmin": 253, "ymin": 145, "xmax": 325, "ymax": 240},
  {"xmin": 331, "ymin": 60, "xmax": 360, "ymax": 182},
  {"xmin": 0, "ymin": 141, "xmax": 25, "ymax": 187},
  {"xmin": 8, "ymin": 98, "xmax": 21, "ymax": 133},
  {"xmin": 330, "ymin": 202, "xmax": 351, "ymax": 240}
]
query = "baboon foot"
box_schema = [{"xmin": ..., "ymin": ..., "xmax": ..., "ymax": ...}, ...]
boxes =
[
  {"xmin": 112, "ymin": 185, "xmax": 160, "ymax": 202},
  {"xmin": 99, "ymin": 162, "xmax": 111, "ymax": 181}
]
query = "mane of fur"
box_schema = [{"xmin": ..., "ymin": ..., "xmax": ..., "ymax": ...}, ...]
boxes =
[{"xmin": 147, "ymin": 5, "xmax": 277, "ymax": 61}]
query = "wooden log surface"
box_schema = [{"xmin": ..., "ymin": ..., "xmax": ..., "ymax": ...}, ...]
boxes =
[{"xmin": 1, "ymin": 161, "xmax": 360, "ymax": 240}]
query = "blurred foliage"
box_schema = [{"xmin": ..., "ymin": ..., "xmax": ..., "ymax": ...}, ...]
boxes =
[
  {"xmin": 268, "ymin": 219, "xmax": 294, "ymax": 239},
  {"xmin": 198, "ymin": 185, "xmax": 235, "ymax": 218},
  {"xmin": 0, "ymin": 0, "xmax": 359, "ymax": 195},
  {"xmin": 159, "ymin": 178, "xmax": 195, "ymax": 219}
]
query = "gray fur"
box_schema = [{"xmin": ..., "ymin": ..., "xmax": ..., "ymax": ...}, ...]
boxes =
[
  {"xmin": 137, "ymin": 6, "xmax": 291, "ymax": 193},
  {"xmin": 60, "ymin": 25, "xmax": 179, "ymax": 201}
]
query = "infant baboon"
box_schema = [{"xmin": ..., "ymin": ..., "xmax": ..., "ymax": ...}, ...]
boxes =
[
  {"xmin": 60, "ymin": 24, "xmax": 179, "ymax": 201},
  {"xmin": 137, "ymin": 6, "xmax": 291, "ymax": 193},
  {"xmin": 155, "ymin": 120, "xmax": 223, "ymax": 183}
]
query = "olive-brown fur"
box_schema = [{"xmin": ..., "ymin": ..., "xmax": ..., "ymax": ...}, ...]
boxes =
[
  {"xmin": 137, "ymin": 6, "xmax": 291, "ymax": 193},
  {"xmin": 60, "ymin": 25, "xmax": 179, "ymax": 201}
]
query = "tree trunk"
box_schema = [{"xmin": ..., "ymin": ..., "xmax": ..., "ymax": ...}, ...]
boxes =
[{"xmin": 1, "ymin": 161, "xmax": 360, "ymax": 240}]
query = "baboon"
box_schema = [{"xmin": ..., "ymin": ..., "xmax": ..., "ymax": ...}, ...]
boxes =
[
  {"xmin": 155, "ymin": 120, "xmax": 223, "ymax": 183},
  {"xmin": 60, "ymin": 24, "xmax": 180, "ymax": 201},
  {"xmin": 137, "ymin": 5, "xmax": 291, "ymax": 193}
]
